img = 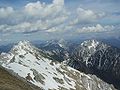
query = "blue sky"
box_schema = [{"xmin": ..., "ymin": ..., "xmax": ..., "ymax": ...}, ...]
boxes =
[{"xmin": 0, "ymin": 0, "xmax": 120, "ymax": 45}]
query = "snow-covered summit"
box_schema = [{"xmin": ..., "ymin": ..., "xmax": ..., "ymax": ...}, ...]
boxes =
[
  {"xmin": 68, "ymin": 39, "xmax": 110, "ymax": 67},
  {"xmin": 17, "ymin": 40, "xmax": 31, "ymax": 47},
  {"xmin": 0, "ymin": 40, "xmax": 39, "ymax": 64},
  {"xmin": 77, "ymin": 39, "xmax": 109, "ymax": 59},
  {"xmin": 11, "ymin": 40, "xmax": 33, "ymax": 52},
  {"xmin": 0, "ymin": 40, "xmax": 116, "ymax": 90},
  {"xmin": 10, "ymin": 40, "xmax": 41, "ymax": 57},
  {"xmin": 81, "ymin": 39, "xmax": 99, "ymax": 49},
  {"xmin": 67, "ymin": 39, "xmax": 120, "ymax": 89}
]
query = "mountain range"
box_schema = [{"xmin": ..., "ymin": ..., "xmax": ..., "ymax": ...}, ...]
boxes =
[
  {"xmin": 33, "ymin": 39, "xmax": 120, "ymax": 89},
  {"xmin": 67, "ymin": 40, "xmax": 120, "ymax": 89},
  {"xmin": 0, "ymin": 40, "xmax": 117, "ymax": 90}
]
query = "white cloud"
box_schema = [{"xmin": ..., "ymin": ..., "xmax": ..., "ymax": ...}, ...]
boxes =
[
  {"xmin": 77, "ymin": 8, "xmax": 97, "ymax": 20},
  {"xmin": 0, "ymin": 15, "xmax": 68, "ymax": 33},
  {"xmin": 0, "ymin": 7, "xmax": 14, "ymax": 18},
  {"xmin": 0, "ymin": 0, "xmax": 67, "ymax": 25},
  {"xmin": 0, "ymin": 0, "xmax": 110, "ymax": 35},
  {"xmin": 0, "ymin": 22, "xmax": 36, "ymax": 33},
  {"xmin": 77, "ymin": 24, "xmax": 115, "ymax": 33},
  {"xmin": 46, "ymin": 27, "xmax": 58, "ymax": 32},
  {"xmin": 0, "ymin": 0, "xmax": 68, "ymax": 33},
  {"xmin": 24, "ymin": 0, "xmax": 65, "ymax": 18},
  {"xmin": 53, "ymin": 0, "xmax": 64, "ymax": 6},
  {"xmin": 0, "ymin": 18, "xmax": 115, "ymax": 35},
  {"xmin": 24, "ymin": 1, "xmax": 44, "ymax": 16},
  {"xmin": 70, "ymin": 8, "xmax": 105, "ymax": 25}
]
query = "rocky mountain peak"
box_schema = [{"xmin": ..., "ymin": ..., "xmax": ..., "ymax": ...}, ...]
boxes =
[
  {"xmin": 0, "ymin": 40, "xmax": 116, "ymax": 90},
  {"xmin": 68, "ymin": 39, "xmax": 120, "ymax": 89},
  {"xmin": 18, "ymin": 40, "xmax": 31, "ymax": 46},
  {"xmin": 14, "ymin": 40, "xmax": 32, "ymax": 50},
  {"xmin": 10, "ymin": 40, "xmax": 35, "ymax": 55},
  {"xmin": 81, "ymin": 39, "xmax": 99, "ymax": 49}
]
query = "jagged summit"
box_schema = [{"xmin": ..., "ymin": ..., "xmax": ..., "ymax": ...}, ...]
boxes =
[
  {"xmin": 40, "ymin": 39, "xmax": 69, "ymax": 62},
  {"xmin": 67, "ymin": 39, "xmax": 120, "ymax": 89},
  {"xmin": 17, "ymin": 40, "xmax": 31, "ymax": 46},
  {"xmin": 80, "ymin": 39, "xmax": 110, "ymax": 51},
  {"xmin": 10, "ymin": 40, "xmax": 36, "ymax": 55},
  {"xmin": 69, "ymin": 39, "xmax": 117, "ymax": 68},
  {"xmin": 0, "ymin": 40, "xmax": 40, "ymax": 64},
  {"xmin": 0, "ymin": 40, "xmax": 116, "ymax": 90},
  {"xmin": 44, "ymin": 39, "xmax": 67, "ymax": 49},
  {"xmin": 76, "ymin": 39, "xmax": 109, "ymax": 58},
  {"xmin": 12, "ymin": 40, "xmax": 32, "ymax": 50},
  {"xmin": 81, "ymin": 39, "xmax": 99, "ymax": 48}
]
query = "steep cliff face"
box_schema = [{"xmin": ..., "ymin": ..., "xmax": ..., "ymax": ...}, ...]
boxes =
[
  {"xmin": 0, "ymin": 40, "xmax": 116, "ymax": 90},
  {"xmin": 67, "ymin": 40, "xmax": 120, "ymax": 89}
]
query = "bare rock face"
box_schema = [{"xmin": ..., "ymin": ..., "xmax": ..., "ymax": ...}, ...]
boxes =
[
  {"xmin": 0, "ymin": 40, "xmax": 116, "ymax": 90},
  {"xmin": 67, "ymin": 40, "xmax": 120, "ymax": 89}
]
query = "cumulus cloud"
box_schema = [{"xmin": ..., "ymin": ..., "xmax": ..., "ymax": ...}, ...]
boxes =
[
  {"xmin": 53, "ymin": 0, "xmax": 64, "ymax": 5},
  {"xmin": 70, "ymin": 8, "xmax": 105, "ymax": 25},
  {"xmin": 0, "ymin": 0, "xmax": 110, "ymax": 35},
  {"xmin": 24, "ymin": 1, "xmax": 44, "ymax": 16},
  {"xmin": 0, "ymin": 0, "xmax": 68, "ymax": 33},
  {"xmin": 0, "ymin": 0, "xmax": 67, "ymax": 24},
  {"xmin": 77, "ymin": 24, "xmax": 115, "ymax": 33},
  {"xmin": 77, "ymin": 8, "xmax": 98, "ymax": 20},
  {"xmin": 0, "ymin": 7, "xmax": 14, "ymax": 18},
  {"xmin": 0, "ymin": 15, "xmax": 68, "ymax": 33},
  {"xmin": 24, "ymin": 0, "xmax": 65, "ymax": 18}
]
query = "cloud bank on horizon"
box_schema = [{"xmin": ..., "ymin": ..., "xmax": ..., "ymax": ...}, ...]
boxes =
[{"xmin": 0, "ymin": 0, "xmax": 120, "ymax": 44}]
